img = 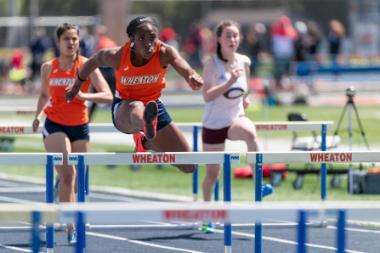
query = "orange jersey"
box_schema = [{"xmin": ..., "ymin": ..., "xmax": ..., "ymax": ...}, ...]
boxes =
[
  {"xmin": 115, "ymin": 41, "xmax": 168, "ymax": 104},
  {"xmin": 44, "ymin": 56, "xmax": 91, "ymax": 126}
]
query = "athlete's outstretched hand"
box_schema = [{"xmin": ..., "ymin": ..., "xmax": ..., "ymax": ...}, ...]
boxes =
[
  {"xmin": 32, "ymin": 118, "xmax": 40, "ymax": 133},
  {"xmin": 187, "ymin": 73, "xmax": 203, "ymax": 91},
  {"xmin": 65, "ymin": 79, "xmax": 82, "ymax": 102},
  {"xmin": 229, "ymin": 65, "xmax": 244, "ymax": 84}
]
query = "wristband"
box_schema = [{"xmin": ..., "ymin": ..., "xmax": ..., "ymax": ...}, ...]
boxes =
[{"xmin": 77, "ymin": 73, "xmax": 87, "ymax": 82}]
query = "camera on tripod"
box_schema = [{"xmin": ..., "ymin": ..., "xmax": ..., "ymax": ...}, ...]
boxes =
[
  {"xmin": 345, "ymin": 86, "xmax": 356, "ymax": 98},
  {"xmin": 334, "ymin": 85, "xmax": 372, "ymax": 194}
]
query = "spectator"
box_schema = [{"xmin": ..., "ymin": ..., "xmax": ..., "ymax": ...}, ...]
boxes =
[
  {"xmin": 29, "ymin": 28, "xmax": 51, "ymax": 82},
  {"xmin": 271, "ymin": 15, "xmax": 297, "ymax": 90},
  {"xmin": 185, "ymin": 22, "xmax": 204, "ymax": 69},
  {"xmin": 244, "ymin": 23, "xmax": 266, "ymax": 76},
  {"xmin": 79, "ymin": 26, "xmax": 96, "ymax": 58},
  {"xmin": 95, "ymin": 25, "xmax": 118, "ymax": 52},
  {"xmin": 8, "ymin": 49, "xmax": 29, "ymax": 93},
  {"xmin": 294, "ymin": 21, "xmax": 309, "ymax": 62},
  {"xmin": 328, "ymin": 19, "xmax": 345, "ymax": 65},
  {"xmin": 160, "ymin": 26, "xmax": 179, "ymax": 49},
  {"xmin": 306, "ymin": 21, "xmax": 322, "ymax": 62}
]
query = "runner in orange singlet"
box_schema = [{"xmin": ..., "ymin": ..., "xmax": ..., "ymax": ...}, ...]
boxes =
[
  {"xmin": 32, "ymin": 23, "xmax": 113, "ymax": 245},
  {"xmin": 66, "ymin": 16, "xmax": 203, "ymax": 173}
]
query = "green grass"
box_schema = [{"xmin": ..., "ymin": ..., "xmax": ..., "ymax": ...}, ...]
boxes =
[
  {"xmin": 2, "ymin": 162, "xmax": 379, "ymax": 201},
  {"xmin": 1, "ymin": 104, "xmax": 380, "ymax": 200},
  {"xmin": 165, "ymin": 105, "xmax": 380, "ymax": 145}
]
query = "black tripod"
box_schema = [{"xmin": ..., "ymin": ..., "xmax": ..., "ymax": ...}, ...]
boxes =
[{"xmin": 333, "ymin": 86, "xmax": 370, "ymax": 193}]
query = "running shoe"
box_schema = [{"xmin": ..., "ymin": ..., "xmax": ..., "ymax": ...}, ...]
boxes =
[
  {"xmin": 133, "ymin": 131, "xmax": 147, "ymax": 152},
  {"xmin": 262, "ymin": 184, "xmax": 273, "ymax": 198},
  {"xmin": 143, "ymin": 101, "xmax": 158, "ymax": 140},
  {"xmin": 54, "ymin": 176, "xmax": 60, "ymax": 203},
  {"xmin": 67, "ymin": 230, "xmax": 77, "ymax": 245},
  {"xmin": 200, "ymin": 222, "xmax": 215, "ymax": 234}
]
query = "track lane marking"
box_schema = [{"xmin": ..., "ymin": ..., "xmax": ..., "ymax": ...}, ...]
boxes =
[
  {"xmin": 87, "ymin": 231, "xmax": 204, "ymax": 253},
  {"xmin": 212, "ymin": 229, "xmax": 367, "ymax": 253},
  {"xmin": 0, "ymin": 243, "xmax": 40, "ymax": 252},
  {"xmin": 328, "ymin": 225, "xmax": 380, "ymax": 234}
]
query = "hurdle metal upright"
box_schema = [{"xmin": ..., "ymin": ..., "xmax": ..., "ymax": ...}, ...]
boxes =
[{"xmin": 192, "ymin": 125, "xmax": 200, "ymax": 201}]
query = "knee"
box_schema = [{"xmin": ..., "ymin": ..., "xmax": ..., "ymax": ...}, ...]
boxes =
[
  {"xmin": 245, "ymin": 131, "xmax": 259, "ymax": 146},
  {"xmin": 130, "ymin": 110, "xmax": 144, "ymax": 126},
  {"xmin": 245, "ymin": 130, "xmax": 258, "ymax": 141}
]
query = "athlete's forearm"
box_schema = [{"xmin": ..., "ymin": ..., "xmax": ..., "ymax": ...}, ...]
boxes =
[
  {"xmin": 171, "ymin": 56, "xmax": 196, "ymax": 82},
  {"xmin": 34, "ymin": 94, "xmax": 48, "ymax": 120},
  {"xmin": 203, "ymin": 79, "xmax": 235, "ymax": 102},
  {"xmin": 79, "ymin": 91, "xmax": 113, "ymax": 104},
  {"xmin": 77, "ymin": 57, "xmax": 99, "ymax": 82}
]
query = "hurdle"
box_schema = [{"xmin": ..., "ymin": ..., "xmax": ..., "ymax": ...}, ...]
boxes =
[
  {"xmin": 59, "ymin": 200, "xmax": 380, "ymax": 253},
  {"xmin": 190, "ymin": 121, "xmax": 333, "ymax": 202},
  {"xmin": 2, "ymin": 200, "xmax": 380, "ymax": 253},
  {"xmin": 0, "ymin": 121, "xmax": 333, "ymax": 134},
  {"xmin": 0, "ymin": 153, "xmax": 62, "ymax": 253},
  {"xmin": 87, "ymin": 121, "xmax": 334, "ymax": 202},
  {"xmin": 0, "ymin": 203, "xmax": 56, "ymax": 253},
  {"xmin": 0, "ymin": 107, "xmax": 36, "ymax": 115},
  {"xmin": 247, "ymin": 150, "xmax": 380, "ymax": 253},
  {"xmin": 0, "ymin": 121, "xmax": 334, "ymax": 202},
  {"xmin": 68, "ymin": 152, "xmax": 239, "ymax": 253}
]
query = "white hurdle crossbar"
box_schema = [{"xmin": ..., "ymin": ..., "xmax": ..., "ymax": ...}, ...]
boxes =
[
  {"xmin": 247, "ymin": 151, "xmax": 380, "ymax": 253},
  {"xmin": 55, "ymin": 200, "xmax": 380, "ymax": 224},
  {"xmin": 0, "ymin": 153, "xmax": 62, "ymax": 165},
  {"xmin": 0, "ymin": 121, "xmax": 333, "ymax": 135},
  {"xmin": 247, "ymin": 151, "xmax": 380, "ymax": 164},
  {"xmin": 2, "ymin": 201, "xmax": 380, "ymax": 253},
  {"xmin": 68, "ymin": 152, "xmax": 240, "ymax": 165}
]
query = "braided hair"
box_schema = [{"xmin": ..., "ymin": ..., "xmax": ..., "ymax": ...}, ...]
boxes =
[{"xmin": 126, "ymin": 16, "xmax": 159, "ymax": 38}]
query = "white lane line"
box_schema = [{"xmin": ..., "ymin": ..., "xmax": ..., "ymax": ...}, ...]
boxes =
[
  {"xmin": 89, "ymin": 224, "xmax": 192, "ymax": 229},
  {"xmin": 346, "ymin": 219, "xmax": 380, "ymax": 227},
  {"xmin": 0, "ymin": 226, "xmax": 31, "ymax": 231},
  {"xmin": 87, "ymin": 231, "xmax": 204, "ymax": 253},
  {"xmin": 213, "ymin": 229, "xmax": 367, "ymax": 253},
  {"xmin": 89, "ymin": 192, "xmax": 147, "ymax": 202},
  {"xmin": 0, "ymin": 243, "xmax": 34, "ymax": 252},
  {"xmin": 0, "ymin": 187, "xmax": 45, "ymax": 193},
  {"xmin": 328, "ymin": 225, "xmax": 380, "ymax": 234},
  {"xmin": 327, "ymin": 218, "xmax": 380, "ymax": 227},
  {"xmin": 0, "ymin": 180, "xmax": 24, "ymax": 187},
  {"xmin": 0, "ymin": 196, "xmax": 35, "ymax": 203}
]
